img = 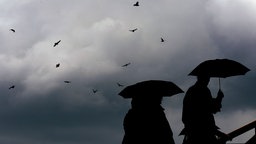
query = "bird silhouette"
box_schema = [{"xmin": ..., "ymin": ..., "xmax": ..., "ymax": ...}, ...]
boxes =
[
  {"xmin": 9, "ymin": 85, "xmax": 15, "ymax": 89},
  {"xmin": 64, "ymin": 81, "xmax": 71, "ymax": 83},
  {"xmin": 129, "ymin": 28, "xmax": 138, "ymax": 32},
  {"xmin": 122, "ymin": 62, "xmax": 131, "ymax": 67},
  {"xmin": 53, "ymin": 40, "xmax": 61, "ymax": 47},
  {"xmin": 133, "ymin": 1, "xmax": 139, "ymax": 6},
  {"xmin": 117, "ymin": 83, "xmax": 124, "ymax": 87},
  {"xmin": 161, "ymin": 37, "xmax": 165, "ymax": 42},
  {"xmin": 10, "ymin": 29, "xmax": 15, "ymax": 33},
  {"xmin": 56, "ymin": 63, "xmax": 60, "ymax": 68},
  {"xmin": 92, "ymin": 89, "xmax": 98, "ymax": 93}
]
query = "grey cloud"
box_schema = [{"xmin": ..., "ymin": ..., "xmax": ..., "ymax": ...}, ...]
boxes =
[{"xmin": 0, "ymin": 0, "xmax": 255, "ymax": 144}]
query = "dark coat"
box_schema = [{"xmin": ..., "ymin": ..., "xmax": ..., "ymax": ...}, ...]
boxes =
[
  {"xmin": 182, "ymin": 84, "xmax": 220, "ymax": 144},
  {"xmin": 122, "ymin": 106, "xmax": 175, "ymax": 144}
]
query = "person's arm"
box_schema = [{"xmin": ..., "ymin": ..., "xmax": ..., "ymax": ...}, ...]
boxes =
[
  {"xmin": 212, "ymin": 89, "xmax": 224, "ymax": 113},
  {"xmin": 216, "ymin": 89, "xmax": 224, "ymax": 102},
  {"xmin": 216, "ymin": 130, "xmax": 232, "ymax": 143}
]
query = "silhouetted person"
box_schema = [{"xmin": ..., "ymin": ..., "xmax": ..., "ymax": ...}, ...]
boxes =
[
  {"xmin": 122, "ymin": 94, "xmax": 175, "ymax": 144},
  {"xmin": 181, "ymin": 75, "xmax": 228, "ymax": 144}
]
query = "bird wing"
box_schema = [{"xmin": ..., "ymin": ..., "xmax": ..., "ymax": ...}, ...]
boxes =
[
  {"xmin": 9, "ymin": 85, "xmax": 15, "ymax": 89},
  {"xmin": 134, "ymin": 2, "xmax": 139, "ymax": 6},
  {"xmin": 117, "ymin": 83, "xmax": 124, "ymax": 87},
  {"xmin": 129, "ymin": 28, "xmax": 137, "ymax": 32},
  {"xmin": 126, "ymin": 63, "xmax": 131, "ymax": 66},
  {"xmin": 54, "ymin": 40, "xmax": 61, "ymax": 47}
]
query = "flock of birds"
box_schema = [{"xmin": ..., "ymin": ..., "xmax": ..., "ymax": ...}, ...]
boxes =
[
  {"xmin": 7, "ymin": 1, "xmax": 166, "ymax": 95},
  {"xmin": 7, "ymin": 30, "xmax": 132, "ymax": 94}
]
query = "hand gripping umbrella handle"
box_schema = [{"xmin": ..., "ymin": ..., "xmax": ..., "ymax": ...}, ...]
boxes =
[{"xmin": 217, "ymin": 89, "xmax": 224, "ymax": 101}]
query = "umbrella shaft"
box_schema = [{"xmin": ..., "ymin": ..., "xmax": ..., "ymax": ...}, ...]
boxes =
[{"xmin": 219, "ymin": 78, "xmax": 221, "ymax": 90}]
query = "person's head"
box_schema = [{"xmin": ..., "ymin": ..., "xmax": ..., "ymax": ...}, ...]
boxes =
[{"xmin": 196, "ymin": 75, "xmax": 210, "ymax": 86}]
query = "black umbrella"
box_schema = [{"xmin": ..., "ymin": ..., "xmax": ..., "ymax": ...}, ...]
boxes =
[
  {"xmin": 189, "ymin": 59, "xmax": 250, "ymax": 89},
  {"xmin": 119, "ymin": 80, "xmax": 183, "ymax": 99}
]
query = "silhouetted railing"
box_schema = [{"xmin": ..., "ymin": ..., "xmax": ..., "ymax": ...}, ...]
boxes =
[{"xmin": 221, "ymin": 120, "xmax": 256, "ymax": 144}]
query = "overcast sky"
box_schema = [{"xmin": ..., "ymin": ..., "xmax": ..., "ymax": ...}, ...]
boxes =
[{"xmin": 0, "ymin": 0, "xmax": 256, "ymax": 144}]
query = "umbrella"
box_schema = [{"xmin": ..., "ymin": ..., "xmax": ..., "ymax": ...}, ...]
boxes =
[
  {"xmin": 189, "ymin": 59, "xmax": 250, "ymax": 89},
  {"xmin": 118, "ymin": 80, "xmax": 184, "ymax": 99}
]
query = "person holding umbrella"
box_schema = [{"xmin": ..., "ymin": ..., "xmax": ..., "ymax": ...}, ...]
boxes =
[
  {"xmin": 181, "ymin": 59, "xmax": 249, "ymax": 144},
  {"xmin": 181, "ymin": 75, "xmax": 228, "ymax": 144},
  {"xmin": 119, "ymin": 80, "xmax": 183, "ymax": 144}
]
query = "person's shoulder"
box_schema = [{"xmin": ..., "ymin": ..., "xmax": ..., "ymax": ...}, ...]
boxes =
[{"xmin": 186, "ymin": 84, "xmax": 198, "ymax": 93}]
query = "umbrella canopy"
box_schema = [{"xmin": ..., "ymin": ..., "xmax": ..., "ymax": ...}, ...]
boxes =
[
  {"xmin": 119, "ymin": 80, "xmax": 183, "ymax": 99},
  {"xmin": 189, "ymin": 59, "xmax": 250, "ymax": 78}
]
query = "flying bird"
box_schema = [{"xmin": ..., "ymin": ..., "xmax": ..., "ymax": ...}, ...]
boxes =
[
  {"xmin": 9, "ymin": 85, "xmax": 15, "ymax": 89},
  {"xmin": 56, "ymin": 63, "xmax": 60, "ymax": 68},
  {"xmin": 10, "ymin": 29, "xmax": 15, "ymax": 33},
  {"xmin": 122, "ymin": 62, "xmax": 131, "ymax": 67},
  {"xmin": 53, "ymin": 40, "xmax": 61, "ymax": 47},
  {"xmin": 92, "ymin": 89, "xmax": 98, "ymax": 93},
  {"xmin": 129, "ymin": 28, "xmax": 138, "ymax": 32},
  {"xmin": 64, "ymin": 81, "xmax": 71, "ymax": 83},
  {"xmin": 161, "ymin": 37, "xmax": 165, "ymax": 42},
  {"xmin": 133, "ymin": 1, "xmax": 139, "ymax": 6},
  {"xmin": 117, "ymin": 83, "xmax": 124, "ymax": 87}
]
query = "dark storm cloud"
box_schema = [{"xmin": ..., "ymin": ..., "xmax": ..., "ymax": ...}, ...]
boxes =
[
  {"xmin": 0, "ymin": 0, "xmax": 255, "ymax": 144},
  {"xmin": 205, "ymin": 0, "xmax": 256, "ymax": 111},
  {"xmin": 0, "ymin": 84, "xmax": 126, "ymax": 144},
  {"xmin": 206, "ymin": 0, "xmax": 256, "ymax": 67}
]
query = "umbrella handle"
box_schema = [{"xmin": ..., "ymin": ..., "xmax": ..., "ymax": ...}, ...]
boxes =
[{"xmin": 217, "ymin": 79, "xmax": 224, "ymax": 100}]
